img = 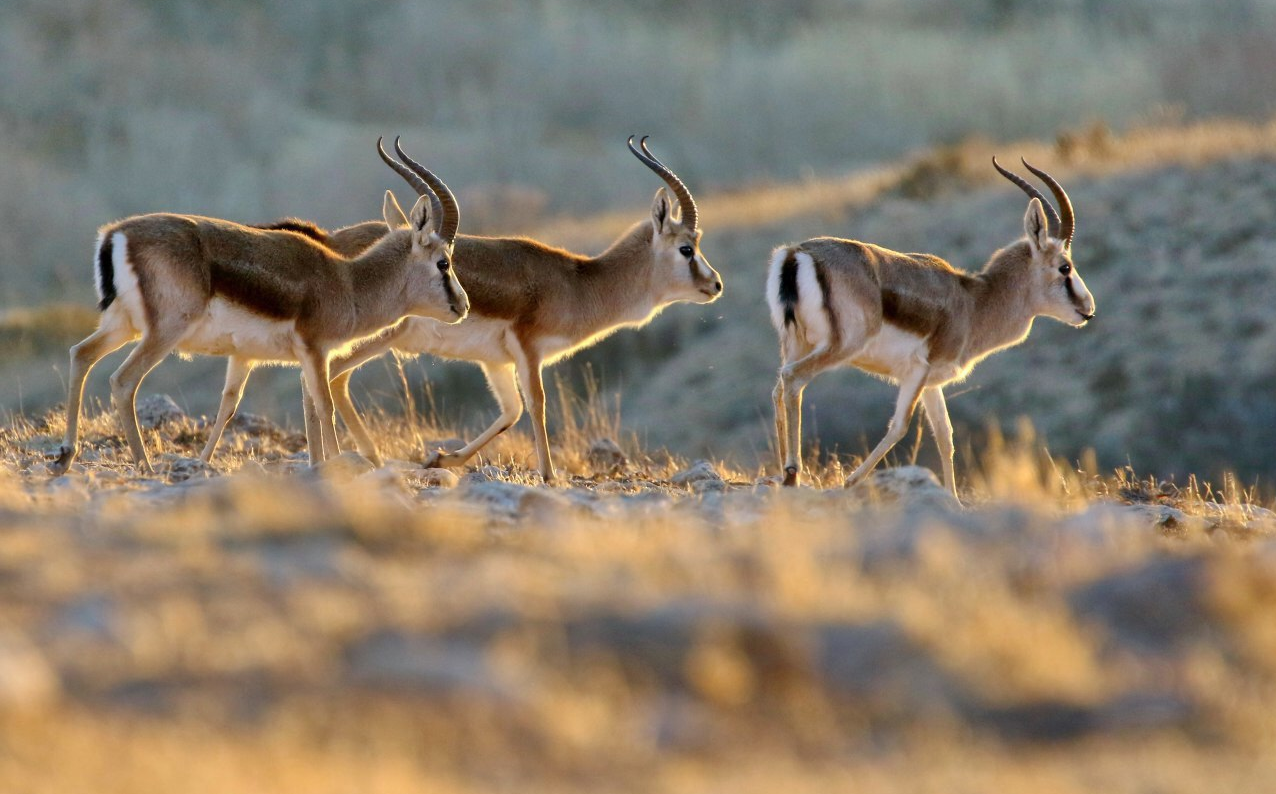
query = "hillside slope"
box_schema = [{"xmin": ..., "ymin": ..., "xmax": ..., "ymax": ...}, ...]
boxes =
[
  {"xmin": 606, "ymin": 121, "xmax": 1276, "ymax": 483},
  {"xmin": 6, "ymin": 119, "xmax": 1276, "ymax": 485}
]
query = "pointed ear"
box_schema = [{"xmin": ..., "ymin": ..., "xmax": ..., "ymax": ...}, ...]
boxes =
[
  {"xmin": 1023, "ymin": 197, "xmax": 1050, "ymax": 253},
  {"xmin": 650, "ymin": 187, "xmax": 670, "ymax": 234},
  {"xmin": 407, "ymin": 195, "xmax": 432, "ymax": 233},
  {"xmin": 382, "ymin": 190, "xmax": 409, "ymax": 229}
]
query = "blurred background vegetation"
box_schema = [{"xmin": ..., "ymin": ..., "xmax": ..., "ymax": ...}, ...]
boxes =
[{"xmin": 4, "ymin": 0, "xmax": 1276, "ymax": 483}]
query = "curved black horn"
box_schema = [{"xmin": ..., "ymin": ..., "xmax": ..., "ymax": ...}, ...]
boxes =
[
  {"xmin": 992, "ymin": 156, "xmax": 1061, "ymax": 239},
  {"xmin": 393, "ymin": 137, "xmax": 460, "ymax": 244},
  {"xmin": 377, "ymin": 137, "xmax": 442, "ymax": 231},
  {"xmin": 628, "ymin": 135, "xmax": 699, "ymax": 232},
  {"xmin": 1020, "ymin": 158, "xmax": 1074, "ymax": 248}
]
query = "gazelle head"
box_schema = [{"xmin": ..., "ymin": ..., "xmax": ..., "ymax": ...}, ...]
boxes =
[
  {"xmin": 994, "ymin": 157, "xmax": 1095, "ymax": 328},
  {"xmin": 377, "ymin": 137, "xmax": 469, "ymax": 323},
  {"xmin": 628, "ymin": 136, "xmax": 722, "ymax": 305}
]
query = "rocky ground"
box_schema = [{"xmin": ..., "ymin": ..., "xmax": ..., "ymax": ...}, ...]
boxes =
[{"xmin": 0, "ymin": 398, "xmax": 1274, "ymax": 793}]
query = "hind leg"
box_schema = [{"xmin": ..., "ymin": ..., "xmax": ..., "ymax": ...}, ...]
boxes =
[
  {"xmin": 331, "ymin": 371, "xmax": 383, "ymax": 467},
  {"xmin": 299, "ymin": 349, "xmax": 339, "ymax": 464},
  {"xmin": 426, "ymin": 362, "xmax": 522, "ymax": 470},
  {"xmin": 301, "ymin": 372, "xmax": 325, "ymax": 464},
  {"xmin": 108, "ymin": 326, "xmax": 187, "ymax": 474},
  {"xmin": 51, "ymin": 319, "xmax": 136, "ymax": 475},
  {"xmin": 772, "ymin": 375, "xmax": 788, "ymax": 475},
  {"xmin": 777, "ymin": 344, "xmax": 843, "ymax": 486}
]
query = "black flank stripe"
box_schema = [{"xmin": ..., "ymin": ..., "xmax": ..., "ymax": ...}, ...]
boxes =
[
  {"xmin": 97, "ymin": 234, "xmax": 116, "ymax": 312},
  {"xmin": 812, "ymin": 258, "xmax": 840, "ymax": 347}
]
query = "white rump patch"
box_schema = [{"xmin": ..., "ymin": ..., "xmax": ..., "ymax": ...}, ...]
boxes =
[
  {"xmin": 92, "ymin": 231, "xmax": 106, "ymax": 302},
  {"xmin": 794, "ymin": 252, "xmax": 832, "ymax": 347},
  {"xmin": 110, "ymin": 232, "xmax": 148, "ymax": 330},
  {"xmin": 765, "ymin": 247, "xmax": 791, "ymax": 331}
]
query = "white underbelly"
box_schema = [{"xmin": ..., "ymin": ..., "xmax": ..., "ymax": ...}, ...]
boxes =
[
  {"xmin": 397, "ymin": 315, "xmax": 513, "ymax": 364},
  {"xmin": 177, "ymin": 298, "xmax": 300, "ymax": 363},
  {"xmin": 850, "ymin": 325, "xmax": 928, "ymax": 379},
  {"xmin": 849, "ymin": 325, "xmax": 970, "ymax": 386}
]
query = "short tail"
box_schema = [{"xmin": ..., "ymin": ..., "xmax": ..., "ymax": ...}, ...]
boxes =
[
  {"xmin": 96, "ymin": 233, "xmax": 117, "ymax": 312},
  {"xmin": 779, "ymin": 252, "xmax": 799, "ymax": 326},
  {"xmin": 771, "ymin": 247, "xmax": 800, "ymax": 328}
]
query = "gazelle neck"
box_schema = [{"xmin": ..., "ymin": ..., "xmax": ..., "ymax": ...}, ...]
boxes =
[
  {"xmin": 967, "ymin": 241, "xmax": 1038, "ymax": 358},
  {"xmin": 576, "ymin": 222, "xmax": 665, "ymax": 327},
  {"xmin": 346, "ymin": 232, "xmax": 416, "ymax": 333}
]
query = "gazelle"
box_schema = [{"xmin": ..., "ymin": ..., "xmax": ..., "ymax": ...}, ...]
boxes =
[
  {"xmin": 324, "ymin": 136, "xmax": 722, "ymax": 480},
  {"xmin": 49, "ymin": 138, "xmax": 469, "ymax": 476},
  {"xmin": 768, "ymin": 157, "xmax": 1094, "ymax": 496},
  {"xmin": 199, "ymin": 147, "xmax": 462, "ymax": 467}
]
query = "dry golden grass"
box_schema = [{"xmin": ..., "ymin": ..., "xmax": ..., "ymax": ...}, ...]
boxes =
[{"xmin": 1, "ymin": 389, "xmax": 1274, "ymax": 793}]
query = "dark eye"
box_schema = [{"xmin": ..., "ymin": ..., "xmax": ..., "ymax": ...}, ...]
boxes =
[
  {"xmin": 436, "ymin": 259, "xmax": 450, "ymax": 273},
  {"xmin": 1058, "ymin": 262, "xmax": 1072, "ymax": 275},
  {"xmin": 679, "ymin": 245, "xmax": 694, "ymax": 258}
]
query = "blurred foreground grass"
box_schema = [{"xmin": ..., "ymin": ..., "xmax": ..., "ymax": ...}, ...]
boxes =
[{"xmin": 0, "ymin": 395, "xmax": 1273, "ymax": 793}]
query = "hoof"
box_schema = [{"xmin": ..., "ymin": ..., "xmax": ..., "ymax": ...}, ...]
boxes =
[
  {"xmin": 423, "ymin": 449, "xmax": 462, "ymax": 469},
  {"xmin": 48, "ymin": 445, "xmax": 75, "ymax": 477},
  {"xmin": 782, "ymin": 466, "xmax": 799, "ymax": 487}
]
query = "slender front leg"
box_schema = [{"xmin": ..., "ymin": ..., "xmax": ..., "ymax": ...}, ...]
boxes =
[
  {"xmin": 424, "ymin": 362, "xmax": 523, "ymax": 469},
  {"xmin": 299, "ymin": 350, "xmax": 339, "ymax": 464},
  {"xmin": 845, "ymin": 365, "xmax": 929, "ymax": 488},
  {"xmin": 301, "ymin": 373, "xmax": 324, "ymax": 464},
  {"xmin": 514, "ymin": 348, "xmax": 554, "ymax": 481},
  {"xmin": 51, "ymin": 323, "xmax": 134, "ymax": 475},
  {"xmin": 327, "ymin": 324, "xmax": 411, "ymax": 466},
  {"xmin": 200, "ymin": 356, "xmax": 254, "ymax": 462},
  {"xmin": 920, "ymin": 386, "xmax": 957, "ymax": 498}
]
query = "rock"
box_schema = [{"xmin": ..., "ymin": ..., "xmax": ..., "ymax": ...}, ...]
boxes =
[
  {"xmin": 346, "ymin": 631, "xmax": 505, "ymax": 695},
  {"xmin": 462, "ymin": 465, "xmax": 506, "ymax": 484},
  {"xmin": 410, "ymin": 467, "xmax": 460, "ymax": 489},
  {"xmin": 0, "ymin": 631, "xmax": 60, "ymax": 708},
  {"xmin": 165, "ymin": 456, "xmax": 216, "ymax": 482},
  {"xmin": 691, "ymin": 477, "xmax": 727, "ymax": 494},
  {"xmin": 136, "ymin": 394, "xmax": 185, "ymax": 429},
  {"xmin": 1119, "ymin": 503, "xmax": 1211, "ymax": 537},
  {"xmin": 586, "ymin": 438, "xmax": 627, "ymax": 474},
  {"xmin": 229, "ymin": 412, "xmax": 275, "ymax": 435},
  {"xmin": 458, "ymin": 479, "xmax": 568, "ymax": 520},
  {"xmin": 967, "ymin": 692, "xmax": 1193, "ymax": 743},
  {"xmin": 46, "ymin": 474, "xmax": 90, "ymax": 503},
  {"xmin": 817, "ymin": 621, "xmax": 954, "ymax": 712},
  {"xmin": 847, "ymin": 466, "xmax": 960, "ymax": 511},
  {"xmin": 310, "ymin": 451, "xmax": 376, "ymax": 481},
  {"xmin": 671, "ymin": 460, "xmax": 723, "ymax": 487},
  {"xmin": 1069, "ymin": 557, "xmax": 1211, "ymax": 653}
]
